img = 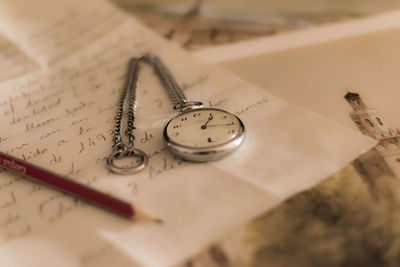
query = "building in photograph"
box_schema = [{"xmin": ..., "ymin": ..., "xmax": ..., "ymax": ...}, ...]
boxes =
[{"xmin": 345, "ymin": 92, "xmax": 400, "ymax": 180}]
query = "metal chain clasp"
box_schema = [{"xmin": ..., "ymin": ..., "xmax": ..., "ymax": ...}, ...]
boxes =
[
  {"xmin": 174, "ymin": 101, "xmax": 203, "ymax": 112},
  {"xmin": 107, "ymin": 148, "xmax": 148, "ymax": 175}
]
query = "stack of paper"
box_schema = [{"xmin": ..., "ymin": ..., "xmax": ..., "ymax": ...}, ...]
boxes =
[{"xmin": 0, "ymin": 0, "xmax": 375, "ymax": 266}]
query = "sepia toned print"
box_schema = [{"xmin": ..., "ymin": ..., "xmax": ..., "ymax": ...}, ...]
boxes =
[{"xmin": 0, "ymin": 0, "xmax": 375, "ymax": 266}]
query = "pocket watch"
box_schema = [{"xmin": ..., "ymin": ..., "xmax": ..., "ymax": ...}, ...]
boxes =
[
  {"xmin": 143, "ymin": 54, "xmax": 245, "ymax": 162},
  {"xmin": 163, "ymin": 107, "xmax": 245, "ymax": 161}
]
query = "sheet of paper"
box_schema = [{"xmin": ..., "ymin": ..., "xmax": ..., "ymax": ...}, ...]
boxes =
[
  {"xmin": 0, "ymin": 0, "xmax": 376, "ymax": 266},
  {"xmin": 0, "ymin": 0, "xmax": 129, "ymax": 69},
  {"xmin": 0, "ymin": 34, "xmax": 38, "ymax": 81},
  {"xmin": 192, "ymin": 9, "xmax": 400, "ymax": 64},
  {"xmin": 207, "ymin": 26, "xmax": 400, "ymax": 181}
]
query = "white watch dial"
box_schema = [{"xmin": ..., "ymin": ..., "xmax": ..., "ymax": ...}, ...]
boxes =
[{"xmin": 165, "ymin": 108, "xmax": 242, "ymax": 148}]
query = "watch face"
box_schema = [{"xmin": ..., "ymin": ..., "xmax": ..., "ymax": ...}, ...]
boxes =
[{"xmin": 164, "ymin": 108, "xmax": 245, "ymax": 161}]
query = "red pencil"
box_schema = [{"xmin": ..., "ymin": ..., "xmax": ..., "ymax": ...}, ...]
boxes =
[{"xmin": 0, "ymin": 151, "xmax": 160, "ymax": 222}]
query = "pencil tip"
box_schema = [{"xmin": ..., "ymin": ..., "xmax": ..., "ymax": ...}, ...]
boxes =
[{"xmin": 132, "ymin": 205, "xmax": 163, "ymax": 224}]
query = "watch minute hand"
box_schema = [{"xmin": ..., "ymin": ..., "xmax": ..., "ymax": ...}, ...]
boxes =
[{"xmin": 206, "ymin": 122, "xmax": 235, "ymax": 127}]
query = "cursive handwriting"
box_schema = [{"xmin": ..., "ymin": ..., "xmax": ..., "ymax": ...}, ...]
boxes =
[
  {"xmin": 235, "ymin": 97, "xmax": 268, "ymax": 116},
  {"xmin": 149, "ymin": 156, "xmax": 184, "ymax": 179}
]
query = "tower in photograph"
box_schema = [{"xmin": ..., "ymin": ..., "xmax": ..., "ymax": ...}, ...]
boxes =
[{"xmin": 345, "ymin": 92, "xmax": 400, "ymax": 179}]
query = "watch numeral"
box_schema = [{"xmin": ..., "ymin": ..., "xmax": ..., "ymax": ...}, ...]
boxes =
[
  {"xmin": 173, "ymin": 124, "xmax": 182, "ymax": 129},
  {"xmin": 193, "ymin": 113, "xmax": 201, "ymax": 117},
  {"xmin": 181, "ymin": 117, "xmax": 187, "ymax": 121},
  {"xmin": 221, "ymin": 115, "xmax": 227, "ymax": 119},
  {"xmin": 228, "ymin": 129, "xmax": 235, "ymax": 134},
  {"xmin": 208, "ymin": 138, "xmax": 212, "ymax": 143}
]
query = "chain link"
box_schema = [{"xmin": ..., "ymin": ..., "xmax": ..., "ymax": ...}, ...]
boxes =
[
  {"xmin": 112, "ymin": 58, "xmax": 139, "ymax": 150},
  {"xmin": 112, "ymin": 54, "xmax": 202, "ymax": 152},
  {"xmin": 141, "ymin": 53, "xmax": 189, "ymax": 107}
]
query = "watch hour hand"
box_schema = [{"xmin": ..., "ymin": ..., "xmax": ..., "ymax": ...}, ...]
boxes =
[{"xmin": 200, "ymin": 115, "xmax": 213, "ymax": 129}]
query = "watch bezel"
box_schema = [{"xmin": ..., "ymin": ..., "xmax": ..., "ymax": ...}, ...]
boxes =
[{"xmin": 163, "ymin": 107, "xmax": 245, "ymax": 162}]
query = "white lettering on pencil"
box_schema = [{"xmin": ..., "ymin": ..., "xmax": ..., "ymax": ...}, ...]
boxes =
[{"xmin": 2, "ymin": 159, "xmax": 26, "ymax": 175}]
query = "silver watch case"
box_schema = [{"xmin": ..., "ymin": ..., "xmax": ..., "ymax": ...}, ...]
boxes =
[{"xmin": 163, "ymin": 108, "xmax": 245, "ymax": 162}]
